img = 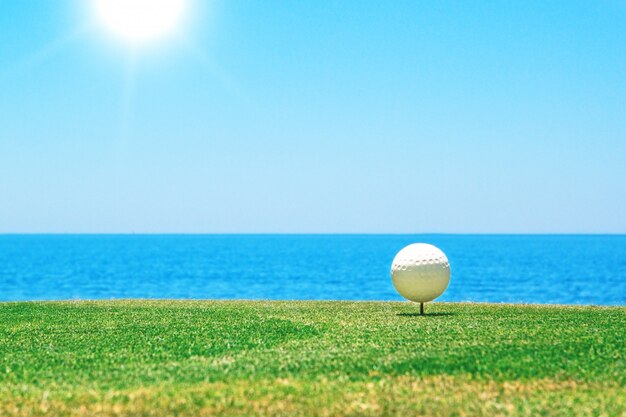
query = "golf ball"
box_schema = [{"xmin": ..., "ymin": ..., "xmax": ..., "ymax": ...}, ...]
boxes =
[{"xmin": 390, "ymin": 243, "xmax": 451, "ymax": 302}]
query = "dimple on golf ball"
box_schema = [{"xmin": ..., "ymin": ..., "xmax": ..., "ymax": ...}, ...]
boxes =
[{"xmin": 390, "ymin": 243, "xmax": 451, "ymax": 302}]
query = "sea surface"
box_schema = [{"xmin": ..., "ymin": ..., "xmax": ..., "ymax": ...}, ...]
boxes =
[{"xmin": 0, "ymin": 235, "xmax": 624, "ymax": 305}]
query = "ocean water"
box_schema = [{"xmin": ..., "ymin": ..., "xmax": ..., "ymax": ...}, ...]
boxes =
[{"xmin": 0, "ymin": 235, "xmax": 624, "ymax": 305}]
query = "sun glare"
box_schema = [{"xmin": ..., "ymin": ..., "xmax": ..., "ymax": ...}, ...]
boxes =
[{"xmin": 94, "ymin": 0, "xmax": 188, "ymax": 45}]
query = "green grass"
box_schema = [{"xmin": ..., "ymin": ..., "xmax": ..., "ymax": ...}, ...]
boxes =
[{"xmin": 0, "ymin": 301, "xmax": 624, "ymax": 416}]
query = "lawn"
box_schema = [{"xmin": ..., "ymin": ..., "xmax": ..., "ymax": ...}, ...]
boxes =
[{"xmin": 0, "ymin": 301, "xmax": 624, "ymax": 416}]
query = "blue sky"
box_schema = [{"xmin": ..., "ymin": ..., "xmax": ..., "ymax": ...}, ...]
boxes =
[{"xmin": 1, "ymin": 0, "xmax": 625, "ymax": 233}]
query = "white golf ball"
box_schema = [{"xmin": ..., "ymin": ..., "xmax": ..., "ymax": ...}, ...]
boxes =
[{"xmin": 390, "ymin": 243, "xmax": 451, "ymax": 302}]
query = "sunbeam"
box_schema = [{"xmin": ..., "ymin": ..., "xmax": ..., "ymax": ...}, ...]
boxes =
[
  {"xmin": 0, "ymin": 25, "xmax": 90, "ymax": 77},
  {"xmin": 177, "ymin": 36, "xmax": 250, "ymax": 104}
]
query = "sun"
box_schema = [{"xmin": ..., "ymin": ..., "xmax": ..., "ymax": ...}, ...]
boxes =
[{"xmin": 94, "ymin": 0, "xmax": 188, "ymax": 45}]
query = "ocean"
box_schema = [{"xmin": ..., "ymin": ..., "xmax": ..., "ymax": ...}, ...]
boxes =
[{"xmin": 0, "ymin": 234, "xmax": 624, "ymax": 305}]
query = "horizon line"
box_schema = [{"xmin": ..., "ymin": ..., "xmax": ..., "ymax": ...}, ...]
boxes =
[{"xmin": 1, "ymin": 232, "xmax": 625, "ymax": 236}]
